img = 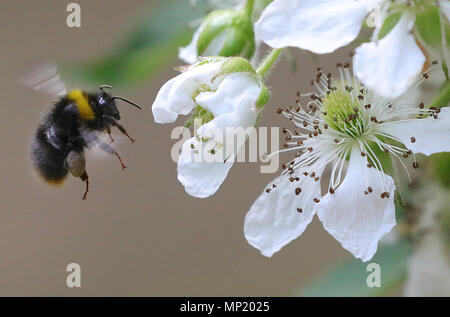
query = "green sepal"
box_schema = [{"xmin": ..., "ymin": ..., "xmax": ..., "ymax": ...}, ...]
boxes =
[
  {"xmin": 214, "ymin": 56, "xmax": 256, "ymax": 80},
  {"xmin": 378, "ymin": 11, "xmax": 403, "ymax": 40},
  {"xmin": 415, "ymin": 4, "xmax": 442, "ymax": 49},
  {"xmin": 429, "ymin": 81, "xmax": 450, "ymax": 109},
  {"xmin": 367, "ymin": 138, "xmax": 393, "ymax": 175}
]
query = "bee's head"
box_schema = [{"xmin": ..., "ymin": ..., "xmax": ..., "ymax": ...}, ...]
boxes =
[{"xmin": 96, "ymin": 85, "xmax": 142, "ymax": 120}]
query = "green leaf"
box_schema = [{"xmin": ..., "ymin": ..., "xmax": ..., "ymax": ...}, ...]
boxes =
[
  {"xmin": 297, "ymin": 240, "xmax": 411, "ymax": 297},
  {"xmin": 61, "ymin": 0, "xmax": 210, "ymax": 86},
  {"xmin": 415, "ymin": 4, "xmax": 442, "ymax": 49},
  {"xmin": 378, "ymin": 12, "xmax": 403, "ymax": 40}
]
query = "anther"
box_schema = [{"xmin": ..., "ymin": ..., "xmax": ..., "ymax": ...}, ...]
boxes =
[
  {"xmin": 329, "ymin": 188, "xmax": 335, "ymax": 194},
  {"xmin": 266, "ymin": 188, "xmax": 271, "ymax": 193},
  {"xmin": 368, "ymin": 186, "xmax": 373, "ymax": 193},
  {"xmin": 410, "ymin": 137, "xmax": 416, "ymax": 143},
  {"xmin": 381, "ymin": 192, "xmax": 390, "ymax": 199},
  {"xmin": 276, "ymin": 107, "xmax": 283, "ymax": 114},
  {"xmin": 313, "ymin": 198, "xmax": 320, "ymax": 203},
  {"xmin": 297, "ymin": 208, "xmax": 303, "ymax": 213},
  {"xmin": 412, "ymin": 162, "xmax": 419, "ymax": 169},
  {"xmin": 295, "ymin": 188, "xmax": 302, "ymax": 195},
  {"xmin": 419, "ymin": 102, "xmax": 424, "ymax": 109}
]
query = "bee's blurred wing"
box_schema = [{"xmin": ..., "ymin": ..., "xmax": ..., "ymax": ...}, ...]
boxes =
[{"xmin": 19, "ymin": 61, "xmax": 67, "ymax": 97}]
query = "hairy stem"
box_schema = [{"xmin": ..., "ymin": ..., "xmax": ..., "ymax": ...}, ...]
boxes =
[{"xmin": 256, "ymin": 48, "xmax": 283, "ymax": 77}]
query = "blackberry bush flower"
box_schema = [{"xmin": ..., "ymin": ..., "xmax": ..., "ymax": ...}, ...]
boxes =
[
  {"xmin": 152, "ymin": 57, "xmax": 269, "ymax": 198},
  {"xmin": 255, "ymin": 0, "xmax": 450, "ymax": 98},
  {"xmin": 244, "ymin": 63, "xmax": 450, "ymax": 261}
]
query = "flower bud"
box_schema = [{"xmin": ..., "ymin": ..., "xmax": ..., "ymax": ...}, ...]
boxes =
[{"xmin": 179, "ymin": 9, "xmax": 255, "ymax": 64}]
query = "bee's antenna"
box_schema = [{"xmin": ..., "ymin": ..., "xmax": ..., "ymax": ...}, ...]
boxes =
[
  {"xmin": 112, "ymin": 96, "xmax": 142, "ymax": 110},
  {"xmin": 99, "ymin": 85, "xmax": 112, "ymax": 91}
]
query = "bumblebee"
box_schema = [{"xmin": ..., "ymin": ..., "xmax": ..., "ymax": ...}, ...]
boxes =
[{"xmin": 30, "ymin": 85, "xmax": 141, "ymax": 199}]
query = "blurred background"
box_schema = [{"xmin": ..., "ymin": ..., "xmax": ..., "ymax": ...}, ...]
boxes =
[{"xmin": 0, "ymin": 0, "xmax": 424, "ymax": 296}]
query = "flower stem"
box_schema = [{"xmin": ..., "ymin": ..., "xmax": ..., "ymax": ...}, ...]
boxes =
[
  {"xmin": 256, "ymin": 48, "xmax": 283, "ymax": 77},
  {"xmin": 244, "ymin": 0, "xmax": 255, "ymax": 18},
  {"xmin": 430, "ymin": 82, "xmax": 450, "ymax": 109}
]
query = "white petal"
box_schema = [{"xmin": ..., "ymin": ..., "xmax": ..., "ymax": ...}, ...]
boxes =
[
  {"xmin": 255, "ymin": 0, "xmax": 378, "ymax": 53},
  {"xmin": 196, "ymin": 72, "xmax": 261, "ymax": 151},
  {"xmin": 354, "ymin": 12, "xmax": 425, "ymax": 98},
  {"xmin": 317, "ymin": 147, "xmax": 396, "ymax": 262},
  {"xmin": 151, "ymin": 61, "xmax": 223, "ymax": 124},
  {"xmin": 151, "ymin": 77, "xmax": 179, "ymax": 123},
  {"xmin": 196, "ymin": 72, "xmax": 261, "ymax": 117},
  {"xmin": 179, "ymin": 25, "xmax": 203, "ymax": 64},
  {"xmin": 440, "ymin": 1, "xmax": 450, "ymax": 21},
  {"xmin": 377, "ymin": 107, "xmax": 450, "ymax": 156},
  {"xmin": 177, "ymin": 137, "xmax": 233, "ymax": 198},
  {"xmin": 244, "ymin": 169, "xmax": 322, "ymax": 257}
]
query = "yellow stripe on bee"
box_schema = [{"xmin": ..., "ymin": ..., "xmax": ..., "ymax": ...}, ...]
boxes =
[{"xmin": 67, "ymin": 90, "xmax": 95, "ymax": 121}]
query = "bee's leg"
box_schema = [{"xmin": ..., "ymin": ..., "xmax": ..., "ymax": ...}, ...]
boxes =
[
  {"xmin": 93, "ymin": 136, "xmax": 127, "ymax": 170},
  {"xmin": 65, "ymin": 151, "xmax": 90, "ymax": 200},
  {"xmin": 80, "ymin": 172, "xmax": 89, "ymax": 200},
  {"xmin": 103, "ymin": 115, "xmax": 135, "ymax": 143},
  {"xmin": 105, "ymin": 126, "xmax": 114, "ymax": 143}
]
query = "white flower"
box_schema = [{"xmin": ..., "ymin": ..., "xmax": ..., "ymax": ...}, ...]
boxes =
[
  {"xmin": 255, "ymin": 0, "xmax": 448, "ymax": 98},
  {"xmin": 152, "ymin": 57, "xmax": 267, "ymax": 198},
  {"xmin": 244, "ymin": 64, "xmax": 450, "ymax": 261}
]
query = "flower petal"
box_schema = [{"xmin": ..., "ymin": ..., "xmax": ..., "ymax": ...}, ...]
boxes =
[
  {"xmin": 377, "ymin": 107, "xmax": 450, "ymax": 156},
  {"xmin": 151, "ymin": 61, "xmax": 223, "ymax": 124},
  {"xmin": 317, "ymin": 147, "xmax": 396, "ymax": 262},
  {"xmin": 177, "ymin": 137, "xmax": 233, "ymax": 198},
  {"xmin": 179, "ymin": 24, "xmax": 203, "ymax": 64},
  {"xmin": 195, "ymin": 72, "xmax": 261, "ymax": 153},
  {"xmin": 441, "ymin": 1, "xmax": 450, "ymax": 21},
  {"xmin": 244, "ymin": 169, "xmax": 322, "ymax": 257},
  {"xmin": 354, "ymin": 12, "xmax": 425, "ymax": 98},
  {"xmin": 255, "ymin": 0, "xmax": 378, "ymax": 53}
]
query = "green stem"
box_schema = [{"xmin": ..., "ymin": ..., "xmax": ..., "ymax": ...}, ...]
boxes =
[
  {"xmin": 244, "ymin": 0, "xmax": 255, "ymax": 18},
  {"xmin": 256, "ymin": 48, "xmax": 283, "ymax": 77},
  {"xmin": 430, "ymin": 81, "xmax": 450, "ymax": 108}
]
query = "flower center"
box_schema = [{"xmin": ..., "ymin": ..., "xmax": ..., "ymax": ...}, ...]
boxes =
[{"xmin": 321, "ymin": 90, "xmax": 363, "ymax": 137}]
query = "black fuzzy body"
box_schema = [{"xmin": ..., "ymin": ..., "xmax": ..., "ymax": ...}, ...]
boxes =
[{"xmin": 30, "ymin": 90, "xmax": 120, "ymax": 184}]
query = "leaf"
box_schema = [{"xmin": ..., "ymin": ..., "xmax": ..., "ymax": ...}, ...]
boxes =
[
  {"xmin": 62, "ymin": 0, "xmax": 210, "ymax": 87},
  {"xmin": 415, "ymin": 4, "xmax": 442, "ymax": 49},
  {"xmin": 378, "ymin": 11, "xmax": 403, "ymax": 40},
  {"xmin": 297, "ymin": 240, "xmax": 411, "ymax": 297}
]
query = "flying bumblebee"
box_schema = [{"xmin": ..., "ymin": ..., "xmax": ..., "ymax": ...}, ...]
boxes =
[{"xmin": 25, "ymin": 64, "xmax": 141, "ymax": 199}]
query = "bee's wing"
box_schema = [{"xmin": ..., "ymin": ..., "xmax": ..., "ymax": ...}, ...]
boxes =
[{"xmin": 18, "ymin": 61, "xmax": 67, "ymax": 97}]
